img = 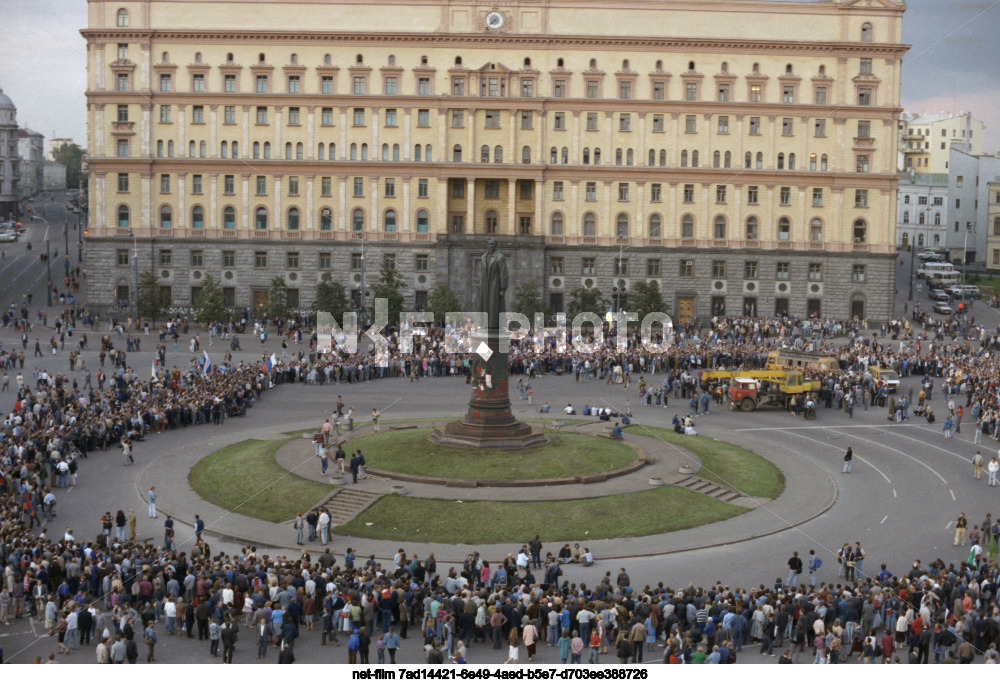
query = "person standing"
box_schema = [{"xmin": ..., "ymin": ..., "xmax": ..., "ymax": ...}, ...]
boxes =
[
  {"xmin": 371, "ymin": 408, "xmax": 380, "ymax": 432},
  {"xmin": 807, "ymin": 550, "xmax": 821, "ymax": 587},
  {"xmin": 974, "ymin": 450, "xmax": 984, "ymax": 480},
  {"xmin": 221, "ymin": 619, "xmax": 237, "ymax": 663},
  {"xmin": 843, "ymin": 447, "xmax": 853, "ymax": 474},
  {"xmin": 955, "ymin": 513, "xmax": 968, "ymax": 546},
  {"xmin": 144, "ymin": 621, "xmax": 157, "ymax": 662},
  {"xmin": 990, "ymin": 457, "xmax": 1000, "ymax": 487},
  {"xmin": 127, "ymin": 509, "xmax": 136, "ymax": 542},
  {"xmin": 786, "ymin": 552, "xmax": 803, "ymax": 587},
  {"xmin": 318, "ymin": 509, "xmax": 331, "ymax": 545},
  {"xmin": 147, "ymin": 486, "xmax": 157, "ymax": 518}
]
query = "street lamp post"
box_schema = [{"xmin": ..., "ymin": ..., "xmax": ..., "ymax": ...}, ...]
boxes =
[
  {"xmin": 63, "ymin": 221, "xmax": 69, "ymax": 278},
  {"xmin": 359, "ymin": 238, "xmax": 366, "ymax": 327},
  {"xmin": 131, "ymin": 231, "xmax": 139, "ymax": 320},
  {"xmin": 908, "ymin": 242, "xmax": 915, "ymax": 301},
  {"xmin": 45, "ymin": 239, "xmax": 52, "ymax": 307}
]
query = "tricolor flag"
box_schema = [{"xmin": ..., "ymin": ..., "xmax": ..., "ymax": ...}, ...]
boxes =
[
  {"xmin": 22, "ymin": 492, "xmax": 34, "ymax": 517},
  {"xmin": 265, "ymin": 354, "xmax": 277, "ymax": 372},
  {"xmin": 203, "ymin": 350, "xmax": 213, "ymax": 376}
]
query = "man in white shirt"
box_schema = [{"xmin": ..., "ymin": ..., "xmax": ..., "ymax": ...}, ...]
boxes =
[
  {"xmin": 564, "ymin": 403, "xmax": 576, "ymax": 415},
  {"xmin": 318, "ymin": 510, "xmax": 331, "ymax": 545}
]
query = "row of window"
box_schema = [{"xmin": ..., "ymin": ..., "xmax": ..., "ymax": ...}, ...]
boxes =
[
  {"xmin": 548, "ymin": 255, "xmax": 863, "ymax": 281},
  {"xmin": 119, "ymin": 204, "xmax": 430, "ymax": 233},
  {"xmin": 119, "ymin": 247, "xmax": 429, "ymax": 273}
]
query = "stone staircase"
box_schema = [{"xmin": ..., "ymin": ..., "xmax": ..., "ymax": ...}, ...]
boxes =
[
  {"xmin": 326, "ymin": 488, "xmax": 381, "ymax": 525},
  {"xmin": 675, "ymin": 475, "xmax": 755, "ymax": 506}
]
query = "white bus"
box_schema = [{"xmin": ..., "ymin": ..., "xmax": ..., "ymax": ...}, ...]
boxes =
[{"xmin": 917, "ymin": 261, "xmax": 959, "ymax": 280}]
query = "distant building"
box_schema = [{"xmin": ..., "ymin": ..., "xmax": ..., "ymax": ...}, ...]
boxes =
[
  {"xmin": 947, "ymin": 148, "xmax": 1000, "ymax": 265},
  {"xmin": 898, "ymin": 111, "xmax": 985, "ymax": 175},
  {"xmin": 987, "ymin": 182, "xmax": 1000, "ymax": 273},
  {"xmin": 17, "ymin": 127, "xmax": 44, "ymax": 199},
  {"xmin": 43, "ymin": 160, "xmax": 67, "ymax": 191},
  {"xmin": 0, "ymin": 88, "xmax": 18, "ymax": 219},
  {"xmin": 48, "ymin": 137, "xmax": 76, "ymax": 160},
  {"xmin": 896, "ymin": 171, "xmax": 948, "ymax": 250}
]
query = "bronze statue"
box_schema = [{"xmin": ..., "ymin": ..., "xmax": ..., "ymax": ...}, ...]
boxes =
[{"xmin": 478, "ymin": 237, "xmax": 509, "ymax": 334}]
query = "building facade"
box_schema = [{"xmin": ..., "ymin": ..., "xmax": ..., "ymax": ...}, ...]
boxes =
[
  {"xmin": 17, "ymin": 128, "xmax": 44, "ymax": 200},
  {"xmin": 83, "ymin": 0, "xmax": 906, "ymax": 321},
  {"xmin": 0, "ymin": 89, "xmax": 18, "ymax": 220},
  {"xmin": 43, "ymin": 161, "xmax": 67, "ymax": 191},
  {"xmin": 48, "ymin": 137, "xmax": 77, "ymax": 160},
  {"xmin": 895, "ymin": 172, "xmax": 947, "ymax": 250},
  {"xmin": 898, "ymin": 111, "xmax": 985, "ymax": 175},
  {"xmin": 987, "ymin": 182, "xmax": 1000, "ymax": 273},
  {"xmin": 949, "ymin": 148, "xmax": 1000, "ymax": 267}
]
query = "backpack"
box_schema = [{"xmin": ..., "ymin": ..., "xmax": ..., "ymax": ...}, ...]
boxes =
[
  {"xmin": 815, "ymin": 558, "xmax": 823, "ymax": 569},
  {"xmin": 126, "ymin": 639, "xmax": 138, "ymax": 659}
]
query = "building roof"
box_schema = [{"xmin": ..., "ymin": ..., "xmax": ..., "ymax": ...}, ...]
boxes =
[
  {"xmin": 898, "ymin": 172, "xmax": 949, "ymax": 187},
  {"xmin": 902, "ymin": 111, "xmax": 974, "ymax": 126},
  {"xmin": 43, "ymin": 160, "xmax": 66, "ymax": 169},
  {"xmin": 17, "ymin": 127, "xmax": 42, "ymax": 139},
  {"xmin": 0, "ymin": 89, "xmax": 14, "ymax": 111}
]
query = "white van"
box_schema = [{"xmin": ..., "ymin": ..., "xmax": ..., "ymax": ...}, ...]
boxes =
[
  {"xmin": 917, "ymin": 261, "xmax": 959, "ymax": 279},
  {"xmin": 927, "ymin": 270, "xmax": 961, "ymax": 287}
]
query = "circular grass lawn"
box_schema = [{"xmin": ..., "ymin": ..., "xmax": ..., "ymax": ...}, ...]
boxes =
[{"xmin": 347, "ymin": 427, "xmax": 636, "ymax": 480}]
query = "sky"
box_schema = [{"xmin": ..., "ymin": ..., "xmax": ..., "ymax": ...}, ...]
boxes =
[{"xmin": 0, "ymin": 0, "xmax": 998, "ymax": 152}]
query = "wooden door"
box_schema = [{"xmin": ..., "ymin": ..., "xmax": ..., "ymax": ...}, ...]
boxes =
[
  {"xmin": 252, "ymin": 289, "xmax": 267, "ymax": 316},
  {"xmin": 677, "ymin": 297, "xmax": 695, "ymax": 323}
]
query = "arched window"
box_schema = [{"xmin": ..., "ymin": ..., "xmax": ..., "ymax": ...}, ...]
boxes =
[
  {"xmin": 456, "ymin": 56, "xmax": 463, "ymax": 66},
  {"xmin": 785, "ymin": 63, "xmax": 793, "ymax": 75},
  {"xmin": 157, "ymin": 140, "xmax": 164, "ymax": 157},
  {"xmin": 388, "ymin": 55, "xmax": 395, "ymax": 66},
  {"xmin": 681, "ymin": 214, "xmax": 695, "ymax": 239},
  {"xmin": 713, "ymin": 215, "xmax": 727, "ymax": 240},
  {"xmin": 424, "ymin": 144, "xmax": 432, "ymax": 161},
  {"xmin": 901, "ymin": 232, "xmax": 909, "ymax": 245},
  {"xmin": 626, "ymin": 149, "xmax": 633, "ymax": 166},
  {"xmin": 583, "ymin": 212, "xmax": 596, "ymax": 236},
  {"xmin": 481, "ymin": 145, "xmax": 490, "ymax": 163},
  {"xmin": 557, "ymin": 58, "xmax": 564, "ymax": 67},
  {"xmin": 116, "ymin": 8, "xmax": 129, "ymax": 26},
  {"xmin": 360, "ymin": 143, "xmax": 368, "ymax": 160},
  {"xmin": 788, "ymin": 153, "xmax": 796, "ymax": 170},
  {"xmin": 320, "ymin": 209, "xmax": 332, "ymax": 231},
  {"xmin": 692, "ymin": 150, "xmax": 699, "ymax": 167},
  {"xmin": 255, "ymin": 207, "xmax": 268, "ymax": 230},
  {"xmin": 392, "ymin": 143, "xmax": 399, "ymax": 161},
  {"xmin": 485, "ymin": 210, "xmax": 498, "ymax": 234},
  {"xmin": 227, "ymin": 52, "xmax": 234, "ymax": 62},
  {"xmin": 745, "ymin": 151, "xmax": 751, "ymax": 169},
  {"xmin": 918, "ymin": 213, "xmax": 925, "ymax": 225},
  {"xmin": 688, "ymin": 60, "xmax": 695, "ymax": 71},
  {"xmin": 819, "ymin": 65, "xmax": 826, "ymax": 76},
  {"xmin": 324, "ymin": 54, "xmax": 332, "ymax": 65},
  {"xmin": 934, "ymin": 213, "xmax": 941, "ymax": 226},
  {"xmin": 810, "ymin": 153, "xmax": 817, "ymax": 171},
  {"xmin": 297, "ymin": 142, "xmax": 304, "ymax": 160},
  {"xmin": 615, "ymin": 149, "xmax": 623, "ymax": 166},
  {"xmin": 318, "ymin": 143, "xmax": 325, "ymax": 160},
  {"xmin": 352, "ymin": 208, "xmax": 364, "ymax": 231},
  {"xmin": 260, "ymin": 53, "xmax": 266, "ymax": 63},
  {"xmin": 167, "ymin": 140, "xmax": 174, "ymax": 157},
  {"xmin": 648, "ymin": 149, "xmax": 655, "ymax": 166},
  {"xmin": 903, "ymin": 211, "xmax": 909, "ymax": 223},
  {"xmin": 117, "ymin": 205, "xmax": 130, "ymax": 228},
  {"xmin": 453, "ymin": 145, "xmax": 462, "ymax": 162},
  {"xmin": 522, "ymin": 146, "xmax": 531, "ymax": 164},
  {"xmin": 550, "ymin": 212, "xmax": 564, "ymax": 235},
  {"xmin": 562, "ymin": 147, "xmax": 569, "ymax": 164},
  {"xmin": 416, "ymin": 210, "xmax": 428, "ymax": 233},
  {"xmin": 853, "ymin": 219, "xmax": 867, "ymax": 243},
  {"xmin": 622, "ymin": 59, "xmax": 630, "ymax": 70},
  {"xmin": 752, "ymin": 62, "xmax": 760, "ymax": 73},
  {"xmin": 616, "ymin": 213, "xmax": 629, "ymax": 237},
  {"xmin": 861, "ymin": 22, "xmax": 872, "ymax": 42},
  {"xmin": 589, "ymin": 58, "xmax": 597, "ymax": 69},
  {"xmin": 746, "ymin": 216, "xmax": 758, "ymax": 239},
  {"xmin": 356, "ymin": 54, "xmax": 363, "ymax": 64},
  {"xmin": 713, "ymin": 151, "xmax": 721, "ymax": 168},
  {"xmin": 933, "ymin": 234, "xmax": 940, "ymax": 246},
  {"xmin": 655, "ymin": 59, "xmax": 663, "ymax": 71},
  {"xmin": 191, "ymin": 206, "xmax": 204, "ymax": 229},
  {"xmin": 188, "ymin": 140, "xmax": 195, "ymax": 157},
  {"xmin": 253, "ymin": 142, "xmax": 261, "ymax": 159},
  {"xmin": 648, "ymin": 214, "xmax": 661, "ymax": 238},
  {"xmin": 550, "ymin": 147, "xmax": 558, "ymax": 164},
  {"xmin": 287, "ymin": 207, "xmax": 300, "ymax": 231},
  {"xmin": 583, "ymin": 148, "xmax": 590, "ymax": 165},
  {"xmin": 159, "ymin": 206, "xmax": 172, "ymax": 228},
  {"xmin": 384, "ymin": 209, "xmax": 396, "ymax": 232},
  {"xmin": 810, "ymin": 218, "xmax": 823, "ymax": 242},
  {"xmin": 414, "ymin": 144, "xmax": 422, "ymax": 162},
  {"xmin": 680, "ymin": 150, "xmax": 688, "ymax": 167},
  {"xmin": 777, "ymin": 153, "xmax": 785, "ymax": 170},
  {"xmin": 820, "ymin": 154, "xmax": 828, "ymax": 171},
  {"xmin": 777, "ymin": 217, "xmax": 791, "ymax": 241},
  {"xmin": 524, "ymin": 57, "xmax": 531, "ymax": 67},
  {"xmin": 350, "ymin": 143, "xmax": 357, "ymax": 160},
  {"xmin": 382, "ymin": 144, "xmax": 390, "ymax": 161},
  {"xmin": 756, "ymin": 152, "xmax": 763, "ymax": 169},
  {"xmin": 223, "ymin": 206, "xmax": 236, "ymax": 230},
  {"xmin": 162, "ymin": 52, "xmax": 169, "ymax": 63},
  {"xmin": 724, "ymin": 151, "xmax": 731, "ymax": 168},
  {"xmin": 262, "ymin": 142, "xmax": 269, "ymax": 158},
  {"xmin": 199, "ymin": 140, "xmax": 206, "ymax": 158},
  {"xmin": 593, "ymin": 148, "xmax": 601, "ymax": 165},
  {"xmin": 494, "ymin": 145, "xmax": 503, "ymax": 163}
]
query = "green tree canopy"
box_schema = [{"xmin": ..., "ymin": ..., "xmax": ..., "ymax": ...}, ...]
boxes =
[
  {"xmin": 566, "ymin": 286, "xmax": 608, "ymax": 321},
  {"xmin": 511, "ymin": 280, "xmax": 550, "ymax": 323},
  {"xmin": 265, "ymin": 276, "xmax": 289, "ymax": 320},
  {"xmin": 372, "ymin": 261, "xmax": 406, "ymax": 325},
  {"xmin": 137, "ymin": 270, "xmax": 168, "ymax": 321},
  {"xmin": 627, "ymin": 280, "xmax": 668, "ymax": 325},
  {"xmin": 193, "ymin": 273, "xmax": 229, "ymax": 324},
  {"xmin": 427, "ymin": 283, "xmax": 460, "ymax": 323},
  {"xmin": 51, "ymin": 143, "xmax": 84, "ymax": 189},
  {"xmin": 314, "ymin": 278, "xmax": 349, "ymax": 323}
]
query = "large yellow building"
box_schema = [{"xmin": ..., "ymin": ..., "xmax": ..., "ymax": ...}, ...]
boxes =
[{"xmin": 83, "ymin": 0, "xmax": 907, "ymax": 321}]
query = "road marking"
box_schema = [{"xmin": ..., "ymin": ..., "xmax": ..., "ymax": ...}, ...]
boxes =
[
  {"xmin": 881, "ymin": 515, "xmax": 888, "ymax": 524},
  {"xmin": 951, "ymin": 489, "xmax": 956, "ymax": 500},
  {"xmin": 867, "ymin": 427, "xmax": 971, "ymax": 464},
  {"xmin": 784, "ymin": 430, "xmax": 892, "ymax": 485},
  {"xmin": 732, "ymin": 424, "xmax": 920, "ymax": 432},
  {"xmin": 832, "ymin": 428, "xmax": 947, "ymax": 485},
  {"xmin": 893, "ymin": 488, "xmax": 898, "ymax": 498},
  {"xmin": 946, "ymin": 521, "xmax": 953, "ymax": 529}
]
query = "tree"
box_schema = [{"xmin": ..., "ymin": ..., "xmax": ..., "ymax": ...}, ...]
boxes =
[
  {"xmin": 51, "ymin": 143, "xmax": 84, "ymax": 189},
  {"xmin": 372, "ymin": 261, "xmax": 406, "ymax": 326},
  {"xmin": 512, "ymin": 280, "xmax": 550, "ymax": 323},
  {"xmin": 427, "ymin": 283, "xmax": 460, "ymax": 324},
  {"xmin": 265, "ymin": 276, "xmax": 290, "ymax": 321},
  {"xmin": 627, "ymin": 280, "xmax": 668, "ymax": 325},
  {"xmin": 137, "ymin": 270, "xmax": 168, "ymax": 321},
  {"xmin": 314, "ymin": 279, "xmax": 349, "ymax": 322},
  {"xmin": 566, "ymin": 286, "xmax": 607, "ymax": 321},
  {"xmin": 193, "ymin": 273, "xmax": 229, "ymax": 324}
]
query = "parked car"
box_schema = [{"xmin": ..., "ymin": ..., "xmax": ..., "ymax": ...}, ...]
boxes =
[
  {"xmin": 0, "ymin": 232, "xmax": 17, "ymax": 243},
  {"xmin": 933, "ymin": 302, "xmax": 954, "ymax": 315},
  {"xmin": 918, "ymin": 251, "xmax": 945, "ymax": 261},
  {"xmin": 951, "ymin": 284, "xmax": 981, "ymax": 299},
  {"xmin": 928, "ymin": 289, "xmax": 951, "ymax": 301}
]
